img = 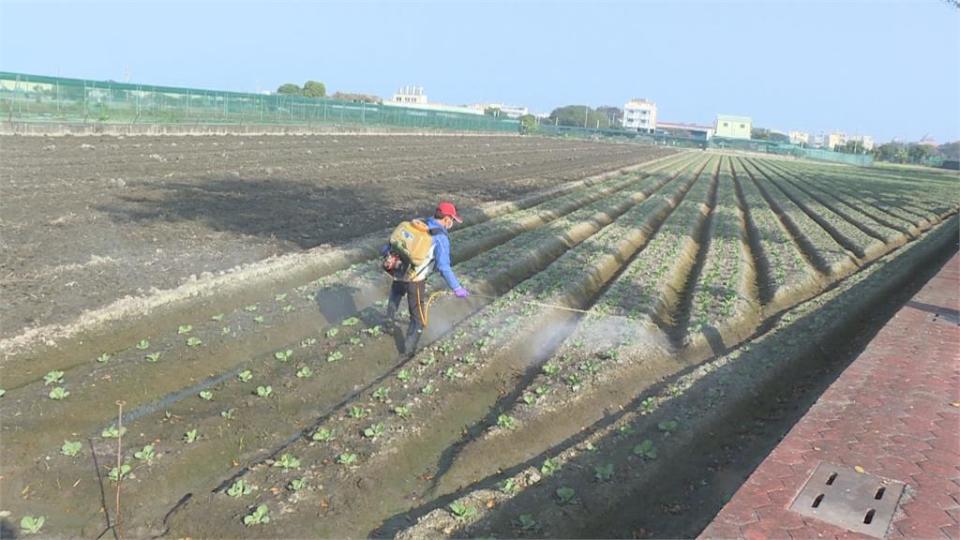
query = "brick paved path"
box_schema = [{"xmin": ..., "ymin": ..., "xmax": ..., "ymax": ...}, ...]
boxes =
[{"xmin": 701, "ymin": 253, "xmax": 960, "ymax": 539}]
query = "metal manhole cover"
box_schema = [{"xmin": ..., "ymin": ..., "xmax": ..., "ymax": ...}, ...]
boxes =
[{"xmin": 789, "ymin": 462, "xmax": 906, "ymax": 538}]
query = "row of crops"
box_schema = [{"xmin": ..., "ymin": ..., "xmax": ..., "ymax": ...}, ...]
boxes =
[{"xmin": 1, "ymin": 151, "xmax": 956, "ymax": 537}]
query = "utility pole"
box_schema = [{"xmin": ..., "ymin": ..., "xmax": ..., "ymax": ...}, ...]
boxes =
[{"xmin": 584, "ymin": 105, "xmax": 588, "ymax": 128}]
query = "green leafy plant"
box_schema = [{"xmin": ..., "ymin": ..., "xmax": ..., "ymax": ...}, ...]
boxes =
[
  {"xmin": 632, "ymin": 439, "xmax": 657, "ymax": 460},
  {"xmin": 244, "ymin": 304, "xmax": 258, "ymax": 312},
  {"xmin": 397, "ymin": 369, "xmax": 411, "ymax": 382},
  {"xmin": 311, "ymin": 428, "xmax": 334, "ymax": 442},
  {"xmin": 134, "ymin": 444, "xmax": 156, "ymax": 462},
  {"xmin": 556, "ymin": 486, "xmax": 576, "ymax": 505},
  {"xmin": 221, "ymin": 408, "xmax": 236, "ymax": 420},
  {"xmin": 145, "ymin": 352, "xmax": 162, "ymax": 363},
  {"xmin": 274, "ymin": 349, "xmax": 293, "ymax": 362},
  {"xmin": 108, "ymin": 463, "xmax": 132, "ymax": 482},
  {"xmin": 61, "ymin": 440, "xmax": 82, "ymax": 457},
  {"xmin": 43, "ymin": 370, "xmax": 65, "ymax": 385},
  {"xmin": 421, "ymin": 384, "xmax": 435, "ymax": 396},
  {"xmin": 372, "ymin": 387, "xmax": 389, "ymax": 401},
  {"xmin": 178, "ymin": 324, "xmax": 192, "ymax": 335},
  {"xmin": 222, "ymin": 326, "xmax": 232, "ymax": 335},
  {"xmin": 349, "ymin": 336, "xmax": 362, "ymax": 346},
  {"xmin": 243, "ymin": 504, "xmax": 270, "ymax": 526},
  {"xmin": 273, "ymin": 454, "xmax": 300, "ymax": 469},
  {"xmin": 275, "ymin": 293, "xmax": 288, "ymax": 301},
  {"xmin": 20, "ymin": 516, "xmax": 45, "ymax": 535},
  {"xmin": 497, "ymin": 414, "xmax": 517, "ymax": 430},
  {"xmin": 337, "ymin": 452, "xmax": 358, "ymax": 465},
  {"xmin": 253, "ymin": 315, "xmax": 265, "ymax": 324},
  {"xmin": 640, "ymin": 396, "xmax": 657, "ymax": 414},
  {"xmin": 186, "ymin": 337, "xmax": 203, "ymax": 347},
  {"xmin": 393, "ymin": 405, "xmax": 410, "ymax": 418},
  {"xmin": 499, "ymin": 478, "xmax": 518, "ymax": 494},
  {"xmin": 594, "ymin": 463, "xmax": 615, "ymax": 482},
  {"xmin": 419, "ymin": 353, "xmax": 435, "ymax": 366},
  {"xmin": 325, "ymin": 328, "xmax": 339, "ymax": 339},
  {"xmin": 296, "ymin": 366, "xmax": 313, "ymax": 378},
  {"xmin": 542, "ymin": 363, "xmax": 559, "ymax": 376},
  {"xmin": 301, "ymin": 337, "xmax": 318, "ymax": 347},
  {"xmin": 449, "ymin": 501, "xmax": 477, "ymax": 521},
  {"xmin": 282, "ymin": 304, "xmax": 295, "ymax": 313},
  {"xmin": 183, "ymin": 429, "xmax": 199, "ymax": 443},
  {"xmin": 211, "ymin": 313, "xmax": 225, "ymax": 321},
  {"xmin": 256, "ymin": 385, "xmax": 272, "ymax": 398},
  {"xmin": 102, "ymin": 424, "xmax": 126, "ymax": 439},
  {"xmin": 48, "ymin": 386, "xmax": 70, "ymax": 400},
  {"xmin": 521, "ymin": 393, "xmax": 535, "ymax": 405},
  {"xmin": 658, "ymin": 420, "xmax": 679, "ymax": 433},
  {"xmin": 237, "ymin": 369, "xmax": 253, "ymax": 382},
  {"xmin": 135, "ymin": 339, "xmax": 150, "ymax": 350},
  {"xmin": 362, "ymin": 423, "xmax": 385, "ymax": 439},
  {"xmin": 540, "ymin": 457, "xmax": 560, "ymax": 476},
  {"xmin": 227, "ymin": 478, "xmax": 252, "ymax": 497},
  {"xmin": 348, "ymin": 406, "xmax": 367, "ymax": 419},
  {"xmin": 516, "ymin": 514, "xmax": 538, "ymax": 531},
  {"xmin": 0, "ymin": 388, "xmax": 5, "ymax": 398},
  {"xmin": 341, "ymin": 317, "xmax": 360, "ymax": 326},
  {"xmin": 288, "ymin": 478, "xmax": 307, "ymax": 491},
  {"xmin": 326, "ymin": 350, "xmax": 344, "ymax": 363},
  {"xmin": 199, "ymin": 390, "xmax": 213, "ymax": 401},
  {"xmin": 96, "ymin": 353, "xmax": 111, "ymax": 363},
  {"xmin": 363, "ymin": 325, "xmax": 383, "ymax": 337}
]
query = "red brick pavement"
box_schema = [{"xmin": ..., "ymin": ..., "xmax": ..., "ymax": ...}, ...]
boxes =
[{"xmin": 701, "ymin": 253, "xmax": 960, "ymax": 539}]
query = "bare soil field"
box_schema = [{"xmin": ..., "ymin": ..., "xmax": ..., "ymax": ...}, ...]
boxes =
[{"xmin": 0, "ymin": 134, "xmax": 671, "ymax": 339}]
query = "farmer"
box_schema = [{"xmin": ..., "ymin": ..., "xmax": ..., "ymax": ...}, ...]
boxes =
[{"xmin": 385, "ymin": 201, "xmax": 469, "ymax": 354}]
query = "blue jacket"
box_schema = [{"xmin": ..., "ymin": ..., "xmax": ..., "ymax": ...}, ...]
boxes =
[{"xmin": 424, "ymin": 217, "xmax": 462, "ymax": 290}]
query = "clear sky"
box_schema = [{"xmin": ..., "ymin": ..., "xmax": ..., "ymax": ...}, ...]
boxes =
[{"xmin": 1, "ymin": 0, "xmax": 958, "ymax": 143}]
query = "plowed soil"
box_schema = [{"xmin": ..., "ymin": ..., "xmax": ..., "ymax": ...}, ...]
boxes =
[{"xmin": 0, "ymin": 134, "xmax": 670, "ymax": 338}]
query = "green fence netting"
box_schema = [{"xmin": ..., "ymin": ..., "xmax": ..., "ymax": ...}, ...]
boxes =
[{"xmin": 0, "ymin": 72, "xmax": 520, "ymax": 133}]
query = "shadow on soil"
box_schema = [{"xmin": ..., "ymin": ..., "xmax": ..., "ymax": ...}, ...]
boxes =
[
  {"xmin": 94, "ymin": 177, "xmax": 436, "ymax": 249},
  {"xmin": 373, "ymin": 238, "xmax": 956, "ymax": 539}
]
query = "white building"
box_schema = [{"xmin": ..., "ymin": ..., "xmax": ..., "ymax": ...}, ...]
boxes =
[
  {"xmin": 623, "ymin": 99, "xmax": 657, "ymax": 133},
  {"xmin": 392, "ymin": 86, "xmax": 428, "ymax": 105},
  {"xmin": 789, "ymin": 131, "xmax": 810, "ymax": 145},
  {"xmin": 848, "ymin": 134, "xmax": 874, "ymax": 151},
  {"xmin": 467, "ymin": 103, "xmax": 529, "ymax": 119},
  {"xmin": 825, "ymin": 131, "xmax": 847, "ymax": 151},
  {"xmin": 715, "ymin": 115, "xmax": 752, "ymax": 139}
]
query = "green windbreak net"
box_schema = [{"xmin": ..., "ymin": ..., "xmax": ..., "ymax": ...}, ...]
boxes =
[{"xmin": 0, "ymin": 72, "xmax": 519, "ymax": 133}]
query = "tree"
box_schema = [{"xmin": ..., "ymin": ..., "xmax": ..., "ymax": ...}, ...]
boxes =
[
  {"xmin": 548, "ymin": 105, "xmax": 612, "ymax": 129},
  {"xmin": 937, "ymin": 141, "xmax": 960, "ymax": 161},
  {"xmin": 519, "ymin": 114, "xmax": 539, "ymax": 133},
  {"xmin": 595, "ymin": 106, "xmax": 623, "ymax": 128},
  {"xmin": 484, "ymin": 106, "xmax": 503, "ymax": 117},
  {"xmin": 277, "ymin": 83, "xmax": 302, "ymax": 95},
  {"xmin": 302, "ymin": 80, "xmax": 326, "ymax": 98},
  {"xmin": 907, "ymin": 143, "xmax": 936, "ymax": 163}
]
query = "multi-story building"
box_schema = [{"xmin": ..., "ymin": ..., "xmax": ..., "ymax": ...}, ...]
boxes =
[
  {"xmin": 825, "ymin": 131, "xmax": 847, "ymax": 151},
  {"xmin": 467, "ymin": 103, "xmax": 529, "ymax": 119},
  {"xmin": 392, "ymin": 85, "xmax": 427, "ymax": 105},
  {"xmin": 715, "ymin": 115, "xmax": 752, "ymax": 139},
  {"xmin": 848, "ymin": 135, "xmax": 874, "ymax": 151},
  {"xmin": 623, "ymin": 99, "xmax": 657, "ymax": 133},
  {"xmin": 789, "ymin": 131, "xmax": 810, "ymax": 145}
]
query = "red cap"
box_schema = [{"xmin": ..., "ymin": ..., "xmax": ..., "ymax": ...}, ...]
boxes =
[{"xmin": 436, "ymin": 201, "xmax": 462, "ymax": 223}]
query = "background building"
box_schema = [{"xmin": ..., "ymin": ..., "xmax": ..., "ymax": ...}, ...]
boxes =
[
  {"xmin": 848, "ymin": 134, "xmax": 874, "ymax": 151},
  {"xmin": 789, "ymin": 131, "xmax": 810, "ymax": 145},
  {"xmin": 467, "ymin": 103, "xmax": 529, "ymax": 119},
  {"xmin": 825, "ymin": 131, "xmax": 847, "ymax": 150},
  {"xmin": 715, "ymin": 114, "xmax": 752, "ymax": 139},
  {"xmin": 658, "ymin": 121, "xmax": 714, "ymax": 140},
  {"xmin": 623, "ymin": 99, "xmax": 657, "ymax": 133},
  {"xmin": 386, "ymin": 85, "xmax": 482, "ymax": 115}
]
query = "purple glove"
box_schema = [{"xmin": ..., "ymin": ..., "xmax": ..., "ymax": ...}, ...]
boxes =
[{"xmin": 453, "ymin": 287, "xmax": 470, "ymax": 298}]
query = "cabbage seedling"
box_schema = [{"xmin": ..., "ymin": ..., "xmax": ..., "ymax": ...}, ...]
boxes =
[
  {"xmin": 348, "ymin": 406, "xmax": 367, "ymax": 419},
  {"xmin": 243, "ymin": 304, "xmax": 258, "ymax": 312},
  {"xmin": 108, "ymin": 463, "xmax": 132, "ymax": 482},
  {"xmin": 243, "ymin": 504, "xmax": 270, "ymax": 526},
  {"xmin": 393, "ymin": 405, "xmax": 410, "ymax": 418},
  {"xmin": 102, "ymin": 425, "xmax": 126, "ymax": 439},
  {"xmin": 341, "ymin": 317, "xmax": 360, "ymax": 326},
  {"xmin": 296, "ymin": 366, "xmax": 313, "ymax": 378},
  {"xmin": 515, "ymin": 514, "xmax": 537, "ymax": 531},
  {"xmin": 237, "ymin": 370, "xmax": 253, "ymax": 382},
  {"xmin": 20, "ymin": 516, "xmax": 45, "ymax": 535},
  {"xmin": 371, "ymin": 387, "xmax": 389, "ymax": 402},
  {"xmin": 186, "ymin": 337, "xmax": 202, "ymax": 347},
  {"xmin": 48, "ymin": 387, "xmax": 70, "ymax": 400},
  {"xmin": 327, "ymin": 350, "xmax": 344, "ymax": 363},
  {"xmin": 183, "ymin": 429, "xmax": 199, "ymax": 443},
  {"xmin": 135, "ymin": 340, "xmax": 150, "ymax": 350},
  {"xmin": 311, "ymin": 428, "xmax": 334, "ymax": 442},
  {"xmin": 658, "ymin": 420, "xmax": 679, "ymax": 433},
  {"xmin": 362, "ymin": 423, "xmax": 385, "ymax": 439},
  {"xmin": 632, "ymin": 439, "xmax": 657, "ymax": 460},
  {"xmin": 396, "ymin": 369, "xmax": 411, "ymax": 382},
  {"xmin": 177, "ymin": 324, "xmax": 192, "ymax": 335},
  {"xmin": 326, "ymin": 328, "xmax": 339, "ymax": 339},
  {"xmin": 274, "ymin": 349, "xmax": 293, "ymax": 362},
  {"xmin": 288, "ymin": 478, "xmax": 307, "ymax": 491},
  {"xmin": 256, "ymin": 386, "xmax": 272, "ymax": 398},
  {"xmin": 282, "ymin": 304, "xmax": 295, "ymax": 313},
  {"xmin": 540, "ymin": 457, "xmax": 559, "ymax": 476},
  {"xmin": 449, "ymin": 501, "xmax": 477, "ymax": 521},
  {"xmin": 337, "ymin": 452, "xmax": 358, "ymax": 465},
  {"xmin": 61, "ymin": 440, "xmax": 82, "ymax": 457},
  {"xmin": 221, "ymin": 409, "xmax": 236, "ymax": 419},
  {"xmin": 145, "ymin": 352, "xmax": 161, "ymax": 363},
  {"xmin": 211, "ymin": 313, "xmax": 225, "ymax": 321},
  {"xmin": 594, "ymin": 463, "xmax": 614, "ymax": 482},
  {"xmin": 253, "ymin": 315, "xmax": 264, "ymax": 323},
  {"xmin": 43, "ymin": 370, "xmax": 65, "ymax": 385},
  {"xmin": 498, "ymin": 478, "xmax": 518, "ymax": 494},
  {"xmin": 275, "ymin": 293, "xmax": 288, "ymax": 301},
  {"xmin": 496, "ymin": 414, "xmax": 517, "ymax": 430},
  {"xmin": 273, "ymin": 454, "xmax": 300, "ymax": 469},
  {"xmin": 134, "ymin": 444, "xmax": 156, "ymax": 462},
  {"xmin": 226, "ymin": 479, "xmax": 252, "ymax": 497},
  {"xmin": 96, "ymin": 353, "xmax": 111, "ymax": 363},
  {"xmin": 556, "ymin": 486, "xmax": 576, "ymax": 505},
  {"xmin": 199, "ymin": 390, "xmax": 213, "ymax": 401}
]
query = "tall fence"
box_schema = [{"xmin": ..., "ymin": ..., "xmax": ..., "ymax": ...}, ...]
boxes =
[{"xmin": 0, "ymin": 72, "xmax": 519, "ymax": 133}]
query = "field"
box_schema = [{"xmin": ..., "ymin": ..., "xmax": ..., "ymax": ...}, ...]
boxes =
[{"xmin": 0, "ymin": 143, "xmax": 957, "ymax": 538}]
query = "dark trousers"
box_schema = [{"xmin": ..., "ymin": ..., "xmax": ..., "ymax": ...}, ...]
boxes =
[{"xmin": 386, "ymin": 280, "xmax": 427, "ymax": 352}]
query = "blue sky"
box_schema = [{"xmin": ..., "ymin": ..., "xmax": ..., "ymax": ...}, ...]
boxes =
[{"xmin": 1, "ymin": 0, "xmax": 958, "ymax": 143}]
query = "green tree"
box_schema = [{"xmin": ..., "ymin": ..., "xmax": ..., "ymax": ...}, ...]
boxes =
[
  {"xmin": 277, "ymin": 83, "xmax": 302, "ymax": 95},
  {"xmin": 484, "ymin": 106, "xmax": 503, "ymax": 117},
  {"xmin": 519, "ymin": 114, "xmax": 539, "ymax": 133},
  {"xmin": 907, "ymin": 143, "xmax": 936, "ymax": 163},
  {"xmin": 548, "ymin": 105, "xmax": 612, "ymax": 129},
  {"xmin": 302, "ymin": 80, "xmax": 326, "ymax": 98}
]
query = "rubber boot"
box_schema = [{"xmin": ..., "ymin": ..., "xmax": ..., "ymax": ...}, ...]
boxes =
[{"xmin": 403, "ymin": 322, "xmax": 423, "ymax": 355}]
